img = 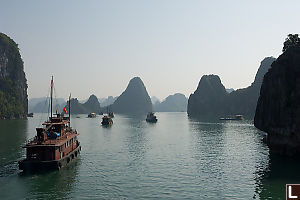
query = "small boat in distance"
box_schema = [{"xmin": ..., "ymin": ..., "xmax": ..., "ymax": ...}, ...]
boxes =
[
  {"xmin": 106, "ymin": 105, "xmax": 114, "ymax": 118},
  {"xmin": 101, "ymin": 115, "xmax": 113, "ymax": 126},
  {"xmin": 219, "ymin": 114, "xmax": 244, "ymax": 121},
  {"xmin": 146, "ymin": 112, "xmax": 158, "ymax": 123},
  {"xmin": 27, "ymin": 113, "xmax": 34, "ymax": 117},
  {"xmin": 108, "ymin": 112, "xmax": 114, "ymax": 118},
  {"xmin": 18, "ymin": 77, "xmax": 81, "ymax": 172},
  {"xmin": 88, "ymin": 112, "xmax": 96, "ymax": 118}
]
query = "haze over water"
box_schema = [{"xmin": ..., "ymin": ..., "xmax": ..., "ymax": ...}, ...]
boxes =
[{"xmin": 1, "ymin": 113, "xmax": 299, "ymax": 199}]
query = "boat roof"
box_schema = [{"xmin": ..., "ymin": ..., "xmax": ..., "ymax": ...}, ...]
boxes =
[
  {"xmin": 42, "ymin": 120, "xmax": 69, "ymax": 125},
  {"xmin": 42, "ymin": 117, "xmax": 70, "ymax": 125},
  {"xmin": 24, "ymin": 132, "xmax": 79, "ymax": 147}
]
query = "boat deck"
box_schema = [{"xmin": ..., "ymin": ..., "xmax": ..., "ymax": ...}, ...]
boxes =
[{"xmin": 24, "ymin": 131, "xmax": 79, "ymax": 147}]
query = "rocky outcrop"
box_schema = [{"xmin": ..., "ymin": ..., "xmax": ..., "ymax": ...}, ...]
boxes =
[
  {"xmin": 83, "ymin": 94, "xmax": 101, "ymax": 113},
  {"xmin": 188, "ymin": 75, "xmax": 228, "ymax": 117},
  {"xmin": 66, "ymin": 94, "xmax": 101, "ymax": 114},
  {"xmin": 154, "ymin": 93, "xmax": 187, "ymax": 112},
  {"xmin": 187, "ymin": 57, "xmax": 276, "ymax": 119},
  {"xmin": 254, "ymin": 46, "xmax": 300, "ymax": 156},
  {"xmin": 112, "ymin": 77, "xmax": 152, "ymax": 114},
  {"xmin": 0, "ymin": 33, "xmax": 27, "ymax": 119}
]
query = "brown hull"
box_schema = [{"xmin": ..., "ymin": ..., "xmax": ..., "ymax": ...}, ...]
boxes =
[{"xmin": 19, "ymin": 145, "xmax": 81, "ymax": 172}]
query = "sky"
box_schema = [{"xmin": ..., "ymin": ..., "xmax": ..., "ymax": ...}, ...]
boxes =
[{"xmin": 1, "ymin": 0, "xmax": 300, "ymax": 101}]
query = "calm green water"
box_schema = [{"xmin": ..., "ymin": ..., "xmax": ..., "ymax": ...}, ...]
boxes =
[{"xmin": 0, "ymin": 112, "xmax": 300, "ymax": 199}]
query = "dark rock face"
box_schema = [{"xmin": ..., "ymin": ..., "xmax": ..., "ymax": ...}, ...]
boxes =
[
  {"xmin": 254, "ymin": 47, "xmax": 300, "ymax": 156},
  {"xmin": 68, "ymin": 98, "xmax": 87, "ymax": 114},
  {"xmin": 0, "ymin": 33, "xmax": 27, "ymax": 119},
  {"xmin": 188, "ymin": 75, "xmax": 227, "ymax": 117},
  {"xmin": 187, "ymin": 57, "xmax": 275, "ymax": 119},
  {"xmin": 154, "ymin": 93, "xmax": 187, "ymax": 112},
  {"xmin": 112, "ymin": 77, "xmax": 152, "ymax": 114}
]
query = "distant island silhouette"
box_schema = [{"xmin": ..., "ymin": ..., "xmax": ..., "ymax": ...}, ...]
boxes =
[{"xmin": 153, "ymin": 93, "xmax": 187, "ymax": 112}]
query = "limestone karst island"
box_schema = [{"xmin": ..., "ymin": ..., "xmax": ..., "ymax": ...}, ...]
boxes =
[{"xmin": 1, "ymin": 1, "xmax": 300, "ymax": 199}]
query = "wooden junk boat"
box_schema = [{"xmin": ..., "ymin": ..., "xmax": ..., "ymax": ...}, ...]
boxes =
[{"xmin": 18, "ymin": 77, "xmax": 81, "ymax": 172}]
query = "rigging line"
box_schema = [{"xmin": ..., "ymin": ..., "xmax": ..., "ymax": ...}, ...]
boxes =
[
  {"xmin": 53, "ymin": 82, "xmax": 59, "ymax": 114},
  {"xmin": 36, "ymin": 87, "xmax": 51, "ymax": 128}
]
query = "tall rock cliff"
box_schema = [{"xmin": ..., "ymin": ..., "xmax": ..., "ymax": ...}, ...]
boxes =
[
  {"xmin": 0, "ymin": 33, "xmax": 27, "ymax": 119},
  {"xmin": 187, "ymin": 57, "xmax": 275, "ymax": 119},
  {"xmin": 254, "ymin": 46, "xmax": 300, "ymax": 156},
  {"xmin": 112, "ymin": 77, "xmax": 152, "ymax": 114},
  {"xmin": 188, "ymin": 75, "xmax": 227, "ymax": 117}
]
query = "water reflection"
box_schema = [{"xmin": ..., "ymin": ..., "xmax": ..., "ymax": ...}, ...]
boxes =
[
  {"xmin": 0, "ymin": 119, "xmax": 28, "ymax": 175},
  {"xmin": 20, "ymin": 159, "xmax": 80, "ymax": 199},
  {"xmin": 123, "ymin": 114, "xmax": 148, "ymax": 162},
  {"xmin": 188, "ymin": 118, "xmax": 226, "ymax": 177},
  {"xmin": 254, "ymin": 154, "xmax": 300, "ymax": 199}
]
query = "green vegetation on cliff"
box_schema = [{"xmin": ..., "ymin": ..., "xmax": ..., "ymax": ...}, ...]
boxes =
[{"xmin": 0, "ymin": 33, "xmax": 27, "ymax": 119}]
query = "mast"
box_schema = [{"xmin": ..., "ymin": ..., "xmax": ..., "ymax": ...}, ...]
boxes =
[
  {"xmin": 50, "ymin": 76, "xmax": 53, "ymax": 119},
  {"xmin": 69, "ymin": 93, "xmax": 71, "ymax": 126}
]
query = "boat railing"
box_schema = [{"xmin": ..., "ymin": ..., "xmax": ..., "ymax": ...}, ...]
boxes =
[
  {"xmin": 25, "ymin": 136, "xmax": 37, "ymax": 144},
  {"xmin": 24, "ymin": 129, "xmax": 78, "ymax": 146}
]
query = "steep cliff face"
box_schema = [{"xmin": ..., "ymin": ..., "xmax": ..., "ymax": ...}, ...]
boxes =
[
  {"xmin": 0, "ymin": 33, "xmax": 27, "ymax": 119},
  {"xmin": 154, "ymin": 93, "xmax": 187, "ymax": 112},
  {"xmin": 225, "ymin": 57, "xmax": 276, "ymax": 118},
  {"xmin": 187, "ymin": 75, "xmax": 227, "ymax": 117},
  {"xmin": 254, "ymin": 47, "xmax": 300, "ymax": 156},
  {"xmin": 187, "ymin": 57, "xmax": 275, "ymax": 119},
  {"xmin": 112, "ymin": 77, "xmax": 152, "ymax": 114}
]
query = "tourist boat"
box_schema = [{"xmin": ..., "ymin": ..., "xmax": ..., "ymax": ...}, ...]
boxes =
[
  {"xmin": 101, "ymin": 115, "xmax": 113, "ymax": 126},
  {"xmin": 219, "ymin": 114, "xmax": 244, "ymax": 121},
  {"xmin": 18, "ymin": 77, "xmax": 81, "ymax": 172},
  {"xmin": 88, "ymin": 112, "xmax": 96, "ymax": 118},
  {"xmin": 27, "ymin": 113, "xmax": 34, "ymax": 117},
  {"xmin": 146, "ymin": 112, "xmax": 158, "ymax": 123}
]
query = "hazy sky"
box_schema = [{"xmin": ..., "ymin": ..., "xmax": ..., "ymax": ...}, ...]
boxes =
[{"xmin": 1, "ymin": 1, "xmax": 300, "ymax": 101}]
